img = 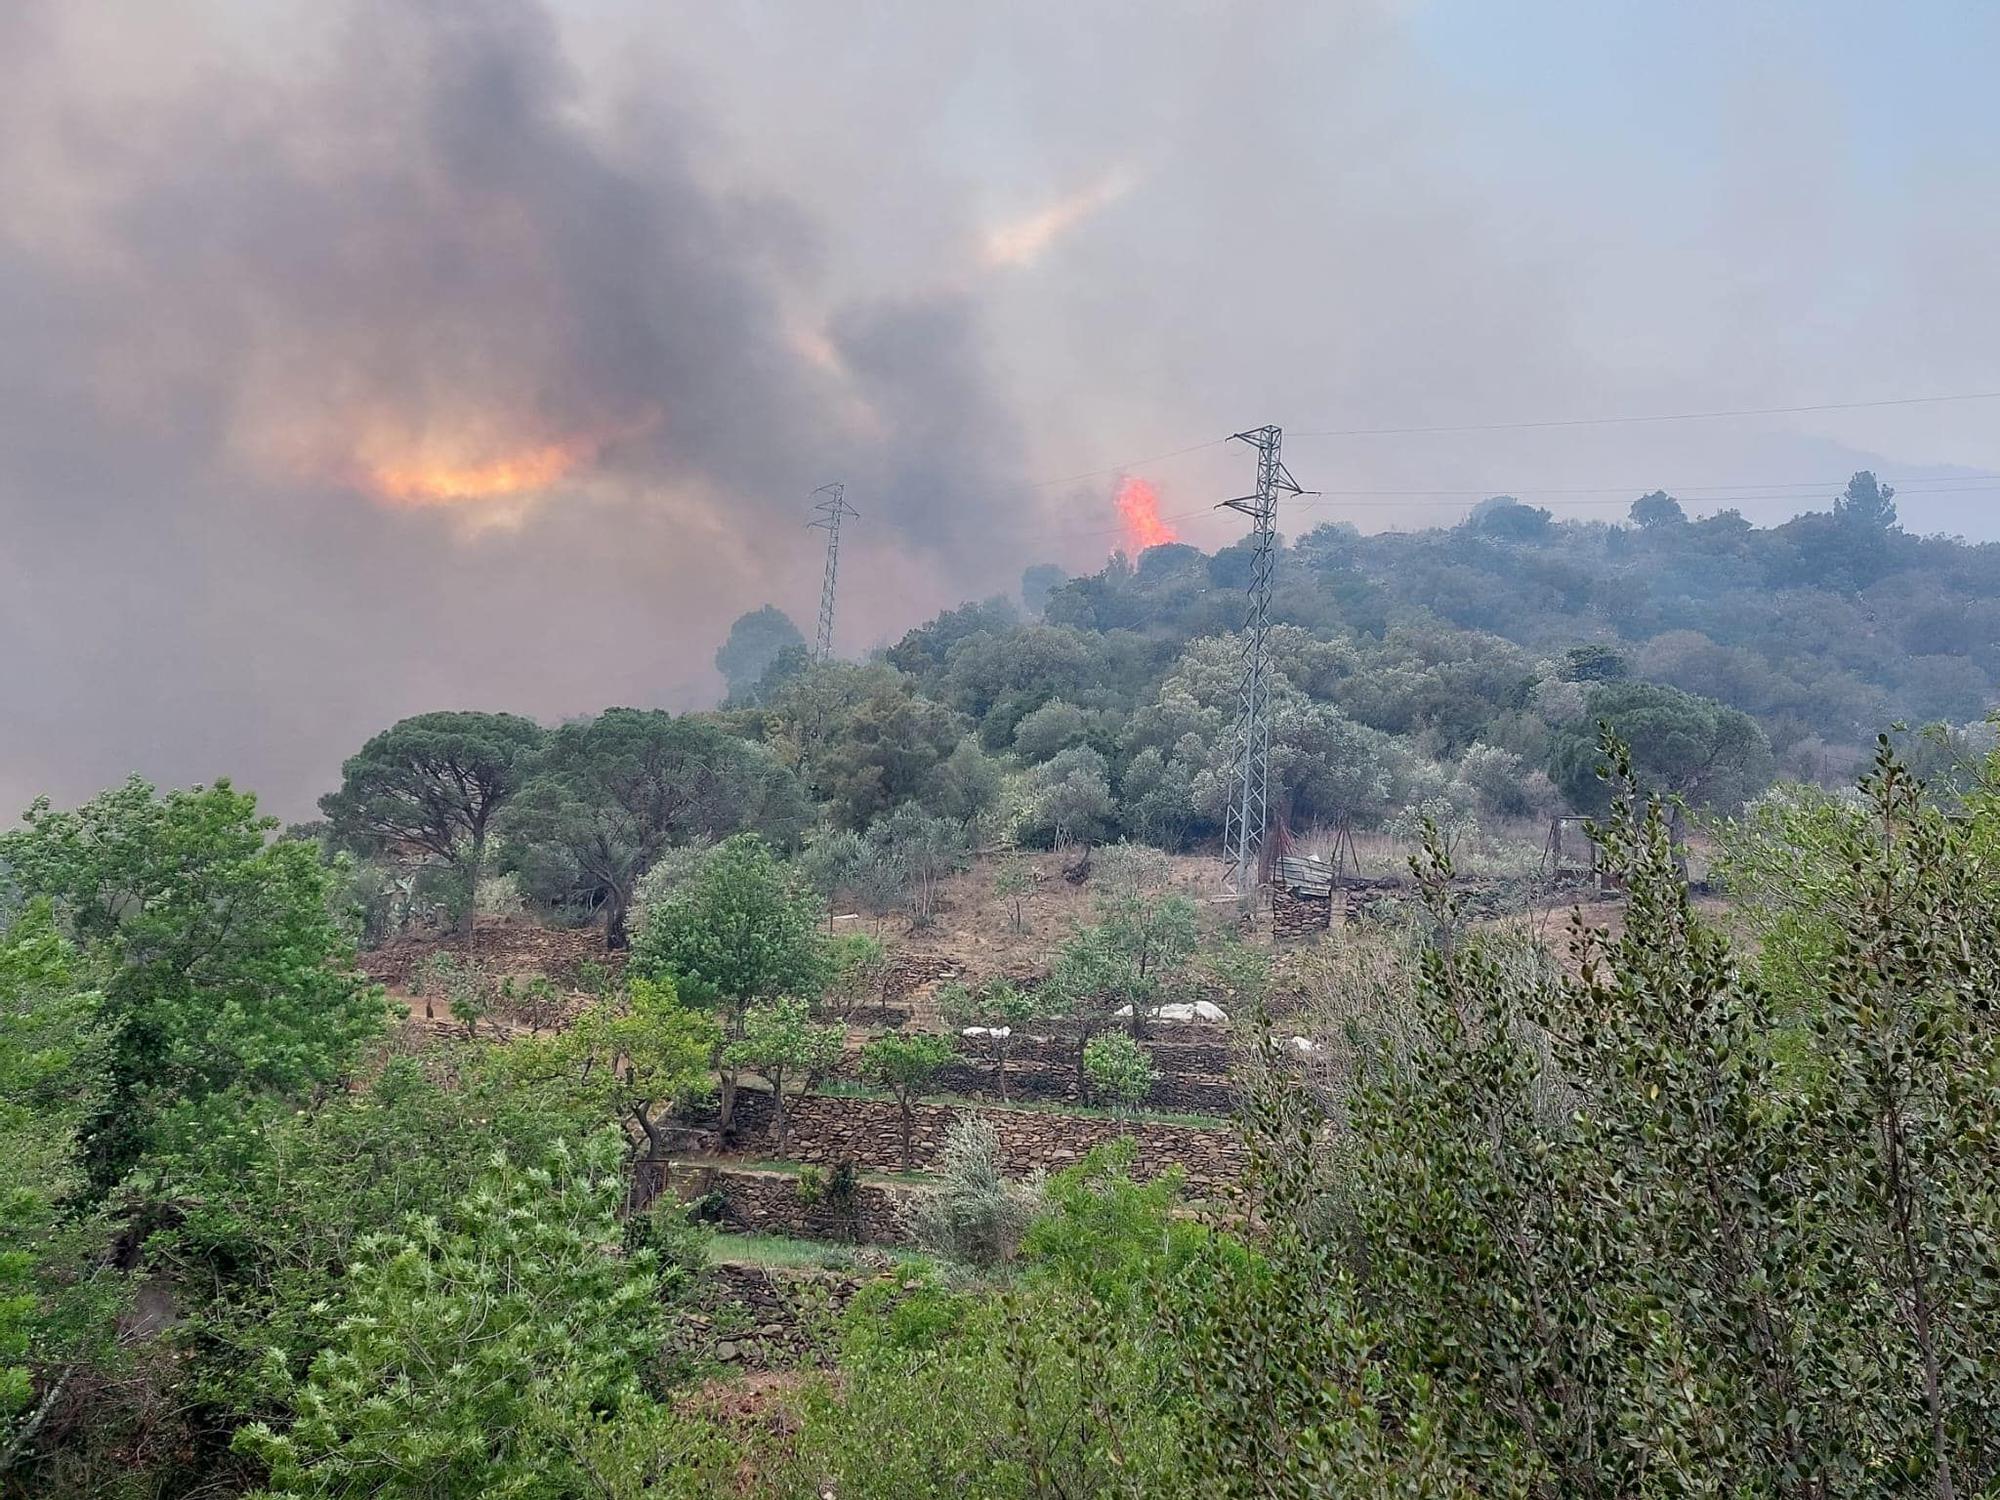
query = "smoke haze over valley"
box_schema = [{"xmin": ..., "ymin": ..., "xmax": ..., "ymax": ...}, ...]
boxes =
[{"xmin": 4, "ymin": 0, "xmax": 1999, "ymax": 815}]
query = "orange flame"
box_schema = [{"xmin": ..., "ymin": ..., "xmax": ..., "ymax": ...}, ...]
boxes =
[
  {"xmin": 364, "ymin": 435, "xmax": 598, "ymax": 506},
  {"xmin": 1113, "ymin": 475, "xmax": 1177, "ymax": 552}
]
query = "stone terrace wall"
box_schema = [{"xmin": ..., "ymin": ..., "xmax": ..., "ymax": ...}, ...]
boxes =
[
  {"xmin": 998, "ymin": 1030, "xmax": 1236, "ymax": 1076},
  {"xmin": 691, "ymin": 1166, "xmax": 917, "ymax": 1247},
  {"xmin": 925, "ymin": 1058, "xmax": 1235, "ymax": 1117},
  {"xmin": 730, "ymin": 1093, "xmax": 1245, "ymax": 1192},
  {"xmin": 683, "ymin": 1263, "xmax": 906, "ymax": 1371}
]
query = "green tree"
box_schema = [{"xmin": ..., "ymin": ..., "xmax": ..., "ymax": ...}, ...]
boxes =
[
  {"xmin": 1, "ymin": 778, "xmax": 386, "ymax": 1184},
  {"xmin": 318, "ymin": 711, "xmax": 545, "ymax": 938},
  {"xmin": 726, "ymin": 997, "xmax": 843, "ymax": 1154},
  {"xmin": 503, "ymin": 708, "xmax": 808, "ymax": 946},
  {"xmin": 1081, "ymin": 1033, "xmax": 1156, "ymax": 1113},
  {"xmin": 512, "ymin": 974, "xmax": 719, "ymax": 1167},
  {"xmin": 1020, "ymin": 562, "xmax": 1068, "ymax": 615},
  {"xmin": 1548, "ymin": 680, "xmax": 1775, "ymax": 817},
  {"xmin": 0, "ymin": 905, "xmax": 114, "ymax": 1462},
  {"xmin": 1046, "ymin": 892, "xmax": 1196, "ymax": 1098},
  {"xmin": 1834, "ymin": 468, "xmax": 1898, "ymax": 532},
  {"xmin": 1560, "ymin": 643, "xmax": 1629, "ymax": 682},
  {"xmin": 936, "ymin": 980, "xmax": 1045, "ymax": 1103},
  {"xmin": 860, "ymin": 1032, "xmax": 956, "ymax": 1170},
  {"xmin": 824, "ymin": 931, "xmax": 891, "ymax": 1021},
  {"xmin": 766, "ymin": 662, "xmax": 968, "ymax": 828},
  {"xmin": 1011, "ymin": 699, "xmax": 1091, "ymax": 763},
  {"xmin": 1628, "ymin": 489, "xmax": 1685, "ymax": 528},
  {"xmin": 868, "ymin": 804, "xmax": 969, "ymax": 928},
  {"xmin": 233, "ymin": 1137, "xmax": 676, "ymax": 1498},
  {"xmin": 630, "ymin": 835, "xmax": 827, "ymax": 1132},
  {"xmin": 715, "ymin": 605, "xmax": 807, "ymax": 704}
]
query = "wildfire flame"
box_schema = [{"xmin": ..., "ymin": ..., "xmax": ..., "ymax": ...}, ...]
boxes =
[
  {"xmin": 364, "ymin": 435, "xmax": 599, "ymax": 507},
  {"xmin": 1113, "ymin": 475, "xmax": 1178, "ymax": 552}
]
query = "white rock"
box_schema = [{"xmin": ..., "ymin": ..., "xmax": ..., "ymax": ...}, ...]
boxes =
[
  {"xmin": 1289, "ymin": 1035, "xmax": 1319, "ymax": 1055},
  {"xmin": 1111, "ymin": 1000, "xmax": 1229, "ymax": 1023},
  {"xmin": 961, "ymin": 1025, "xmax": 1012, "ymax": 1039}
]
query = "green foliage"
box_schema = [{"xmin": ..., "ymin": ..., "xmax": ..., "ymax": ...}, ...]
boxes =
[
  {"xmin": 1227, "ymin": 734, "xmax": 2000, "ymax": 1494},
  {"xmin": 898, "ymin": 1116, "xmax": 1043, "ymax": 1269},
  {"xmin": 1549, "ymin": 679, "xmax": 1775, "ymax": 814},
  {"xmin": 1021, "ymin": 1140, "xmax": 1199, "ymax": 1311},
  {"xmin": 936, "ymin": 979, "xmax": 1045, "ymax": 1103},
  {"xmin": 866, "ymin": 802, "xmax": 969, "ymax": 927},
  {"xmin": 860, "ymin": 1032, "xmax": 956, "ymax": 1169},
  {"xmin": 318, "ymin": 711, "xmax": 545, "ymax": 936},
  {"xmin": 232, "ymin": 1136, "xmax": 685, "ymax": 1498},
  {"xmin": 630, "ymin": 834, "xmax": 826, "ymax": 1013},
  {"xmin": 153, "ymin": 1046, "xmax": 605, "ymax": 1425},
  {"xmin": 1011, "ymin": 698, "xmax": 1092, "ymax": 763},
  {"xmin": 726, "ymin": 997, "xmax": 843, "ymax": 1152},
  {"xmin": 823, "ymin": 930, "xmax": 890, "ymax": 1018},
  {"xmin": 1018, "ymin": 744, "xmax": 1116, "ymax": 847},
  {"xmin": 1045, "ymin": 890, "xmax": 1197, "ymax": 1101},
  {"xmin": 0, "ymin": 904, "xmax": 115, "ymax": 1447},
  {"xmin": 1561, "ymin": 642, "xmax": 1629, "ymax": 682},
  {"xmin": 0, "ymin": 776, "xmax": 386, "ymax": 1185},
  {"xmin": 766, "ymin": 661, "xmax": 970, "ymax": 829},
  {"xmin": 506, "ymin": 973, "xmax": 720, "ymax": 1163},
  {"xmin": 716, "ymin": 604, "xmax": 807, "ymax": 704},
  {"xmin": 1628, "ymin": 489, "xmax": 1685, "ymax": 528},
  {"xmin": 992, "ymin": 854, "xmax": 1032, "ymax": 931},
  {"xmin": 1081, "ymin": 1033, "xmax": 1156, "ymax": 1112},
  {"xmin": 503, "ymin": 708, "xmax": 809, "ymax": 945}
]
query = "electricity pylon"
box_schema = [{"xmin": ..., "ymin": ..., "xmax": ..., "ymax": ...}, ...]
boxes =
[
  {"xmin": 808, "ymin": 483, "xmax": 858, "ymax": 662},
  {"xmin": 1218, "ymin": 426, "xmax": 1304, "ymax": 896}
]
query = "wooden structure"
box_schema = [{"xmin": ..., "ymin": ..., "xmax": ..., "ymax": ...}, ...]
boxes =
[{"xmin": 1272, "ymin": 854, "xmax": 1336, "ymax": 940}]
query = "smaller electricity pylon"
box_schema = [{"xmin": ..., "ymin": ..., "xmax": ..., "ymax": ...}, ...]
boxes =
[{"xmin": 808, "ymin": 483, "xmax": 858, "ymax": 662}]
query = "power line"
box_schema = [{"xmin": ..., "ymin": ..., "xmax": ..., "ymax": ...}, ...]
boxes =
[
  {"xmin": 1289, "ymin": 389, "xmax": 2000, "ymax": 439},
  {"xmin": 1018, "ymin": 437, "xmax": 1231, "ymax": 490},
  {"xmin": 1024, "ymin": 473, "xmax": 2000, "ymax": 539}
]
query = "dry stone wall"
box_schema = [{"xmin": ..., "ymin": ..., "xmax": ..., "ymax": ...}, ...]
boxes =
[
  {"xmin": 684, "ymin": 1263, "xmax": 909, "ymax": 1371},
  {"xmin": 692, "ymin": 1166, "xmax": 918, "ymax": 1247},
  {"xmin": 998, "ymin": 1030, "xmax": 1236, "ymax": 1076},
  {"xmin": 728, "ymin": 1092, "xmax": 1245, "ymax": 1192}
]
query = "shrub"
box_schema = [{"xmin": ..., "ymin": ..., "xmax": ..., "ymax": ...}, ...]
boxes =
[
  {"xmin": 1082, "ymin": 1034, "xmax": 1157, "ymax": 1112},
  {"xmin": 898, "ymin": 1117, "xmax": 1043, "ymax": 1268}
]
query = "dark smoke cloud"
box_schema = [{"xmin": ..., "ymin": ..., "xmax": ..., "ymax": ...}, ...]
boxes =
[{"xmin": 0, "ymin": 0, "xmax": 1031, "ymax": 816}]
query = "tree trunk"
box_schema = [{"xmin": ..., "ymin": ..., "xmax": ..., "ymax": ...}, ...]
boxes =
[
  {"xmin": 1077, "ymin": 1033, "xmax": 1091, "ymax": 1106},
  {"xmin": 463, "ymin": 827, "xmax": 485, "ymax": 942},
  {"xmin": 605, "ymin": 887, "xmax": 631, "ymax": 950},
  {"xmin": 717, "ymin": 1070, "xmax": 738, "ymax": 1133},
  {"xmin": 771, "ymin": 1087, "xmax": 789, "ymax": 1155}
]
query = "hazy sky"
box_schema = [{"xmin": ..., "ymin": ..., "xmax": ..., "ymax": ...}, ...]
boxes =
[{"xmin": 3, "ymin": 0, "xmax": 1997, "ymax": 816}]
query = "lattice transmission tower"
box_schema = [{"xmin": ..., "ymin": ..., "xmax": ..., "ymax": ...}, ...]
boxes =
[
  {"xmin": 1219, "ymin": 426, "xmax": 1305, "ymax": 896},
  {"xmin": 807, "ymin": 483, "xmax": 858, "ymax": 661}
]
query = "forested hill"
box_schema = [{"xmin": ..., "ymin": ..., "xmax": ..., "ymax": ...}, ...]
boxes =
[{"xmin": 720, "ymin": 472, "xmax": 1998, "ymax": 854}]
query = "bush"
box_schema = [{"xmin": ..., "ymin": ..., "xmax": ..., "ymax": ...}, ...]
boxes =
[
  {"xmin": 1081, "ymin": 1034, "xmax": 1157, "ymax": 1112},
  {"xmin": 898, "ymin": 1117, "xmax": 1044, "ymax": 1268}
]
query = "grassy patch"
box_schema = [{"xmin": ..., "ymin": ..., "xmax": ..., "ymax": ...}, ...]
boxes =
[
  {"xmin": 707, "ymin": 1232, "xmax": 918, "ymax": 1271},
  {"xmin": 807, "ymin": 1080, "xmax": 1230, "ymax": 1131},
  {"xmin": 929, "ymin": 1093, "xmax": 1232, "ymax": 1131}
]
